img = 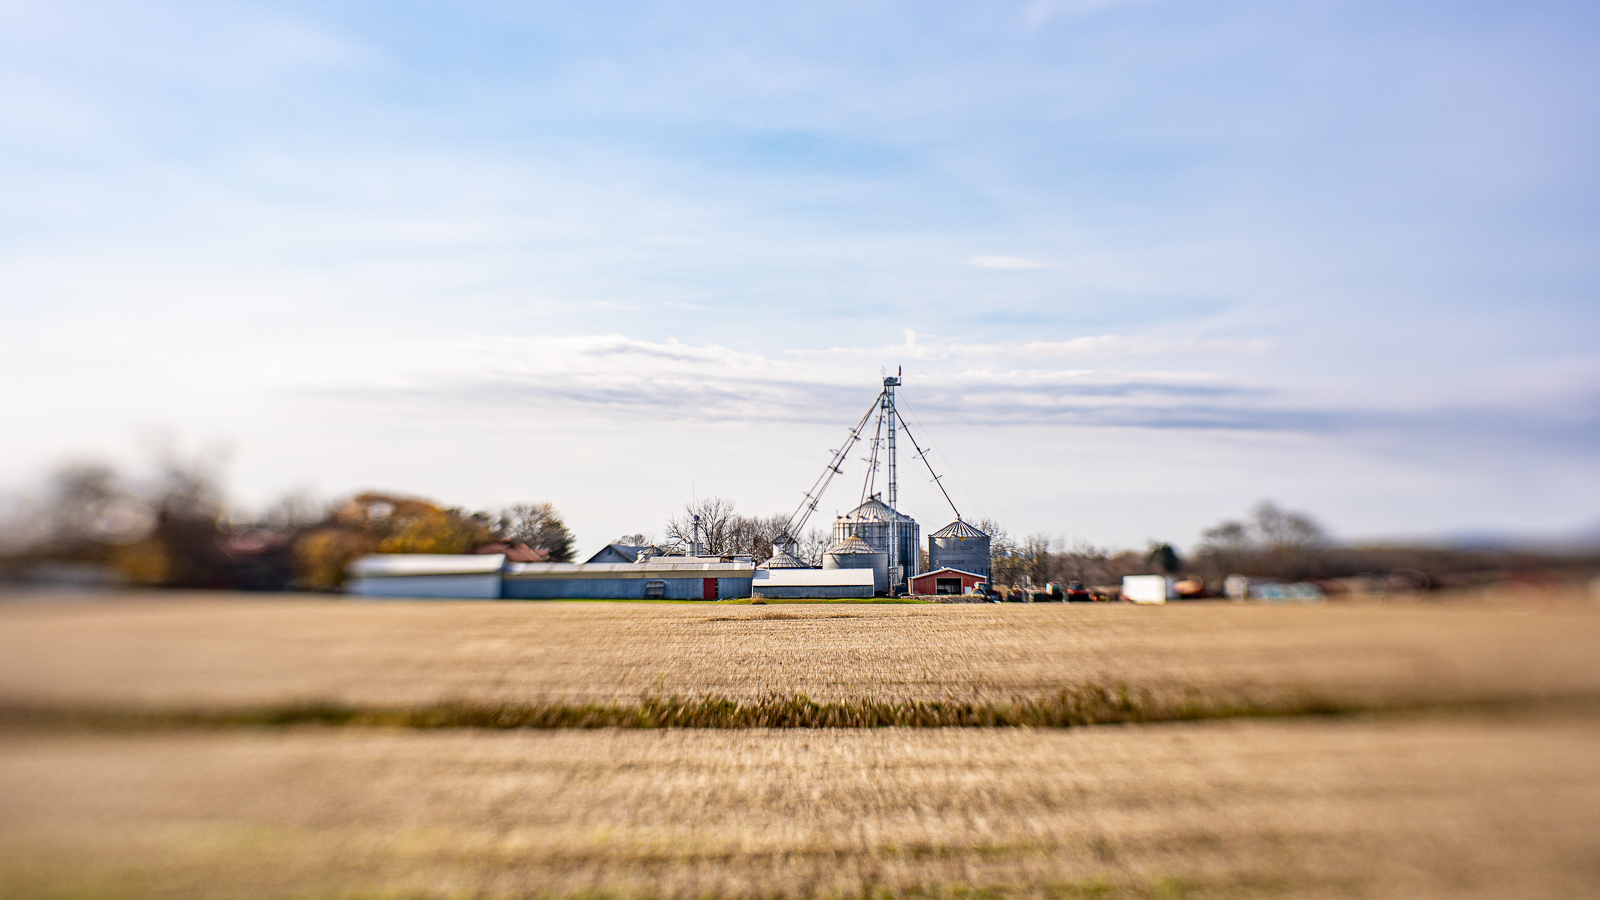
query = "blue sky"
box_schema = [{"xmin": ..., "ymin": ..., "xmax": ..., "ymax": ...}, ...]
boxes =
[{"xmin": 2, "ymin": 0, "xmax": 1598, "ymax": 553}]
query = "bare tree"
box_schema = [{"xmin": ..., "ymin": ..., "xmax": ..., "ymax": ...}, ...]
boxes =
[
  {"xmin": 495, "ymin": 502, "xmax": 575, "ymax": 562},
  {"xmin": 664, "ymin": 497, "xmax": 740, "ymax": 556},
  {"xmin": 1023, "ymin": 533, "xmax": 1056, "ymax": 586},
  {"xmin": 1194, "ymin": 500, "xmax": 1329, "ymax": 580},
  {"xmin": 794, "ymin": 528, "xmax": 832, "ymax": 566},
  {"xmin": 662, "ymin": 499, "xmax": 805, "ymax": 561},
  {"xmin": 977, "ymin": 518, "xmax": 1025, "ymax": 588},
  {"xmin": 1251, "ymin": 501, "xmax": 1326, "ymax": 549},
  {"xmin": 1057, "ymin": 539, "xmax": 1110, "ymax": 586}
]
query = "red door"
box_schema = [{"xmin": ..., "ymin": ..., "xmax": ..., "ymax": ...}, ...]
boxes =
[{"xmin": 702, "ymin": 577, "xmax": 718, "ymax": 600}]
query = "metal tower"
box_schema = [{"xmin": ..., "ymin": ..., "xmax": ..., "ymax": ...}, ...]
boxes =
[
  {"xmin": 882, "ymin": 372, "xmax": 901, "ymax": 581},
  {"xmin": 782, "ymin": 368, "xmax": 963, "ymax": 593}
]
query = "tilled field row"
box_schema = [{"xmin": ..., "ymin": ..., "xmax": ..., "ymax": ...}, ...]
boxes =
[
  {"xmin": 3, "ymin": 714, "xmax": 1598, "ymax": 899},
  {"xmin": 6, "ymin": 687, "xmax": 1600, "ymax": 732}
]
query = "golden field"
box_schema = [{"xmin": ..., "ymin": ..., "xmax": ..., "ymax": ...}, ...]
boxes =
[
  {"xmin": 1, "ymin": 592, "xmax": 1598, "ymax": 713},
  {"xmin": 3, "ymin": 714, "xmax": 1598, "ymax": 899},
  {"xmin": 1, "ymin": 592, "xmax": 1598, "ymax": 899}
]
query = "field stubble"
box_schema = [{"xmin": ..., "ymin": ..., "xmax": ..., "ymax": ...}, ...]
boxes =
[
  {"xmin": 0, "ymin": 593, "xmax": 1597, "ymax": 719},
  {"xmin": 2, "ymin": 714, "xmax": 1598, "ymax": 899},
  {"xmin": 1, "ymin": 592, "xmax": 1598, "ymax": 899}
]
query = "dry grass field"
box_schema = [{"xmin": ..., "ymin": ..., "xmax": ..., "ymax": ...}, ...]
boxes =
[
  {"xmin": 1, "ymin": 591, "xmax": 1598, "ymax": 899},
  {"xmin": 3, "ymin": 714, "xmax": 1598, "ymax": 899},
  {"xmin": 0, "ymin": 591, "xmax": 1597, "ymax": 715}
]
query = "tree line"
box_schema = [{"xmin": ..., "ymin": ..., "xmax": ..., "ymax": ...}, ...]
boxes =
[
  {"xmin": 5, "ymin": 461, "xmax": 1591, "ymax": 595},
  {"xmin": 0, "ymin": 458, "xmax": 575, "ymax": 591}
]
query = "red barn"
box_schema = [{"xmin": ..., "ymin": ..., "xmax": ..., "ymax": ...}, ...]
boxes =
[{"xmin": 910, "ymin": 567, "xmax": 987, "ymax": 596}]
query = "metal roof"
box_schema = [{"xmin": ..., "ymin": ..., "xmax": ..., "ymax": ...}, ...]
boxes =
[
  {"xmin": 835, "ymin": 496, "xmax": 915, "ymax": 524},
  {"xmin": 754, "ymin": 568, "xmax": 875, "ymax": 586},
  {"xmin": 583, "ymin": 543, "xmax": 649, "ymax": 563},
  {"xmin": 347, "ymin": 554, "xmax": 505, "ymax": 577},
  {"xmin": 757, "ymin": 549, "xmax": 810, "ymax": 569},
  {"xmin": 505, "ymin": 560, "xmax": 755, "ymax": 578},
  {"xmin": 929, "ymin": 519, "xmax": 989, "ymax": 539},
  {"xmin": 824, "ymin": 534, "xmax": 879, "ymax": 555},
  {"xmin": 913, "ymin": 567, "xmax": 987, "ymax": 580}
]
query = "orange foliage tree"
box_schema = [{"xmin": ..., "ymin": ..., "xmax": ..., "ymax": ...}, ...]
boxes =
[{"xmin": 292, "ymin": 493, "xmax": 494, "ymax": 590}]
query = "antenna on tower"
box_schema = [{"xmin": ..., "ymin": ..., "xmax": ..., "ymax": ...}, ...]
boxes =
[{"xmin": 883, "ymin": 369, "xmax": 901, "ymax": 511}]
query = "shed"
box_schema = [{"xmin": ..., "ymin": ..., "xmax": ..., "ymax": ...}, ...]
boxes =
[
  {"xmin": 751, "ymin": 567, "xmax": 875, "ymax": 599},
  {"xmin": 502, "ymin": 559, "xmax": 754, "ymax": 600},
  {"xmin": 909, "ymin": 567, "xmax": 987, "ymax": 596},
  {"xmin": 346, "ymin": 554, "xmax": 505, "ymax": 599}
]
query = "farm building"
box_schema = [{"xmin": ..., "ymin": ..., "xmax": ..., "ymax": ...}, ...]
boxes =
[
  {"xmin": 345, "ymin": 554, "xmax": 754, "ymax": 600},
  {"xmin": 909, "ymin": 567, "xmax": 987, "ymax": 596},
  {"xmin": 751, "ymin": 567, "xmax": 875, "ymax": 599},
  {"xmin": 585, "ymin": 543, "xmax": 652, "ymax": 564},
  {"xmin": 503, "ymin": 558, "xmax": 753, "ymax": 600},
  {"xmin": 474, "ymin": 541, "xmax": 548, "ymax": 562},
  {"xmin": 347, "ymin": 554, "xmax": 506, "ymax": 599}
]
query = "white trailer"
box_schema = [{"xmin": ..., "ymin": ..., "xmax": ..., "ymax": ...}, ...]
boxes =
[{"xmin": 1121, "ymin": 575, "xmax": 1176, "ymax": 604}]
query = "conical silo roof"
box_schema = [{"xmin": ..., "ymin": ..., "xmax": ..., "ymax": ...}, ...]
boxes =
[
  {"xmin": 837, "ymin": 495, "xmax": 915, "ymax": 525},
  {"xmin": 758, "ymin": 548, "xmax": 810, "ymax": 569},
  {"xmin": 930, "ymin": 519, "xmax": 988, "ymax": 539},
  {"xmin": 825, "ymin": 534, "xmax": 878, "ymax": 555}
]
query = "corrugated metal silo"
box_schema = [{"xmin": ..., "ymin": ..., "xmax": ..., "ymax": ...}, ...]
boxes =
[
  {"xmin": 822, "ymin": 534, "xmax": 888, "ymax": 594},
  {"xmin": 928, "ymin": 519, "xmax": 991, "ymax": 581},
  {"xmin": 831, "ymin": 494, "xmax": 919, "ymax": 592}
]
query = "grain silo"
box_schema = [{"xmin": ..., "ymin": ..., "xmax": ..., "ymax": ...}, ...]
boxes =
[
  {"xmin": 927, "ymin": 518, "xmax": 991, "ymax": 582},
  {"xmin": 758, "ymin": 535, "xmax": 810, "ymax": 570},
  {"xmin": 822, "ymin": 533, "xmax": 888, "ymax": 594},
  {"xmin": 831, "ymin": 494, "xmax": 918, "ymax": 593}
]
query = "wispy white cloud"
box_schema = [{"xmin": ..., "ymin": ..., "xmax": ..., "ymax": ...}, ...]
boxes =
[
  {"xmin": 279, "ymin": 331, "xmax": 1597, "ymax": 447},
  {"xmin": 797, "ymin": 328, "xmax": 1275, "ymax": 361},
  {"xmin": 279, "ymin": 332, "xmax": 1291, "ymax": 431}
]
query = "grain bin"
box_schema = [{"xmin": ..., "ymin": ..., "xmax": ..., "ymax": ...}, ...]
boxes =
[
  {"xmin": 831, "ymin": 494, "xmax": 919, "ymax": 592},
  {"xmin": 758, "ymin": 535, "xmax": 810, "ymax": 570},
  {"xmin": 927, "ymin": 519, "xmax": 990, "ymax": 582},
  {"xmin": 822, "ymin": 533, "xmax": 888, "ymax": 594}
]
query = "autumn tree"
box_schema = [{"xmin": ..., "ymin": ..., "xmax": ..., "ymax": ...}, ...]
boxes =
[{"xmin": 292, "ymin": 492, "xmax": 493, "ymax": 590}]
